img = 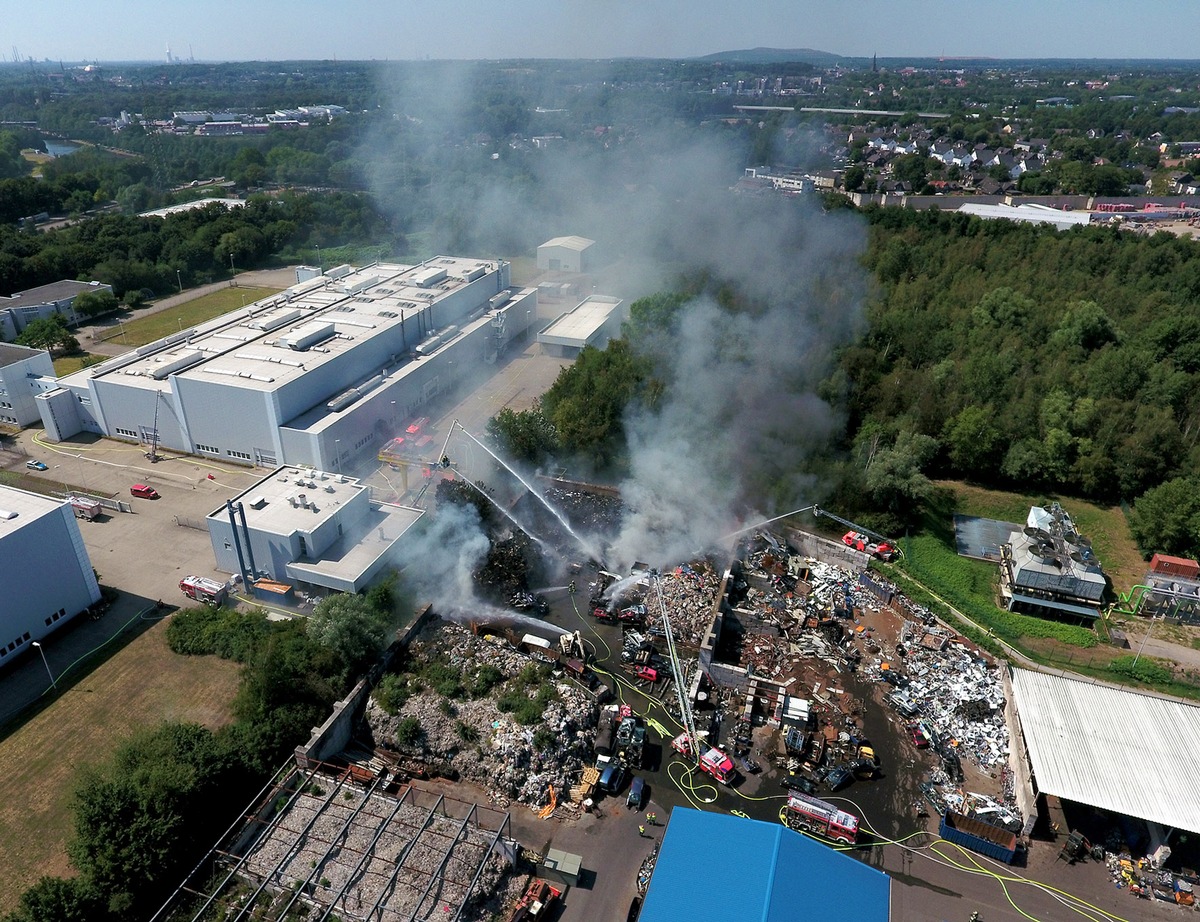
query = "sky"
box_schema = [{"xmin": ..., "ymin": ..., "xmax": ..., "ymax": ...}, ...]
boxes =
[{"xmin": 10, "ymin": 0, "xmax": 1200, "ymax": 63}]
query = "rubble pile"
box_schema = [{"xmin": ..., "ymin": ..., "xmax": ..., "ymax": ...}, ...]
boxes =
[
  {"xmin": 242, "ymin": 787, "xmax": 515, "ymax": 922},
  {"xmin": 363, "ymin": 624, "xmax": 598, "ymax": 809},
  {"xmin": 645, "ymin": 563, "xmax": 722, "ymax": 645},
  {"xmin": 543, "ymin": 486, "xmax": 624, "ymax": 538}
]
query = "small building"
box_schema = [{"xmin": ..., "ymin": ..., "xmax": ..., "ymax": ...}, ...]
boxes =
[
  {"xmin": 0, "ymin": 279, "xmax": 114, "ymax": 342},
  {"xmin": 1141, "ymin": 554, "xmax": 1200, "ymax": 622},
  {"xmin": 536, "ymin": 295, "xmax": 625, "ymax": 358},
  {"xmin": 0, "ymin": 485, "xmax": 102, "ymax": 669},
  {"xmin": 536, "ymin": 236, "xmax": 595, "ymax": 274},
  {"xmin": 639, "ymin": 808, "xmax": 890, "ymax": 922},
  {"xmin": 1000, "ymin": 503, "xmax": 1105, "ymax": 619},
  {"xmin": 0, "ymin": 343, "xmax": 55, "ymax": 428},
  {"xmin": 206, "ymin": 465, "xmax": 424, "ymax": 594}
]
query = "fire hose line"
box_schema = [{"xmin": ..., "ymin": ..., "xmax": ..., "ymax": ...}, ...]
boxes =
[
  {"xmin": 831, "ymin": 794, "xmax": 1130, "ymax": 922},
  {"xmin": 666, "ymin": 760, "xmax": 718, "ymax": 807},
  {"xmin": 928, "ymin": 842, "xmax": 1131, "ymax": 922}
]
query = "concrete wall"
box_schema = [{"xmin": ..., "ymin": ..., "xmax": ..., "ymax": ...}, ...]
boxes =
[{"xmin": 294, "ymin": 605, "xmax": 435, "ymax": 768}]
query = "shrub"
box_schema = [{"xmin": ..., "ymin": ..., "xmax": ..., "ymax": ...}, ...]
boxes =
[
  {"xmin": 456, "ymin": 721, "xmax": 479, "ymax": 743},
  {"xmin": 420, "ymin": 660, "xmax": 464, "ymax": 699},
  {"xmin": 374, "ymin": 674, "xmax": 413, "ymax": 714},
  {"xmin": 438, "ymin": 698, "xmax": 456, "ymax": 716},
  {"xmin": 396, "ymin": 716, "xmax": 422, "ymax": 746},
  {"xmin": 1109, "ymin": 654, "xmax": 1173, "ymax": 685},
  {"xmin": 470, "ymin": 664, "xmax": 504, "ymax": 697},
  {"xmin": 166, "ymin": 606, "xmax": 272, "ymax": 661},
  {"xmin": 533, "ymin": 727, "xmax": 556, "ymax": 750}
]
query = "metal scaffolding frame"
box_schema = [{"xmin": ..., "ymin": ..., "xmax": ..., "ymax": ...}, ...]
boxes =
[{"xmin": 152, "ymin": 762, "xmax": 513, "ymax": 922}]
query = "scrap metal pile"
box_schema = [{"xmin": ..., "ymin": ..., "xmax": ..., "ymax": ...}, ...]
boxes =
[
  {"xmin": 640, "ymin": 563, "xmax": 723, "ymax": 645},
  {"xmin": 363, "ymin": 623, "xmax": 597, "ymax": 811}
]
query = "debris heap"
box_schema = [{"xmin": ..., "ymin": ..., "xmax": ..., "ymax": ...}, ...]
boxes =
[{"xmin": 363, "ymin": 623, "xmax": 597, "ymax": 810}]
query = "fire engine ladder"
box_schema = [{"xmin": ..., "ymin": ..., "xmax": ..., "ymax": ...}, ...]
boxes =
[{"xmin": 652, "ymin": 570, "xmax": 699, "ymax": 765}]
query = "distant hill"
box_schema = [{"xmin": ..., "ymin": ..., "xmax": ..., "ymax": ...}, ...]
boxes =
[{"xmin": 696, "ymin": 47, "xmax": 848, "ymax": 65}]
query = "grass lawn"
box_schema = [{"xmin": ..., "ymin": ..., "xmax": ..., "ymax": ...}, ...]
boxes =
[
  {"xmin": 101, "ymin": 286, "xmax": 282, "ymax": 347},
  {"xmin": 53, "ymin": 354, "xmax": 101, "ymax": 376},
  {"xmin": 0, "ymin": 618, "xmax": 241, "ymax": 912}
]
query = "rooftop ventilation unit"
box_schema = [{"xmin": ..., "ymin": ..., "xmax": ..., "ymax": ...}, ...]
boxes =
[
  {"xmin": 247, "ymin": 308, "xmax": 302, "ymax": 332},
  {"xmin": 461, "ymin": 266, "xmax": 487, "ymax": 283},
  {"xmin": 150, "ymin": 350, "xmax": 205, "ymax": 379},
  {"xmin": 276, "ymin": 321, "xmax": 335, "ymax": 351},
  {"xmin": 414, "ymin": 267, "xmax": 448, "ymax": 288}
]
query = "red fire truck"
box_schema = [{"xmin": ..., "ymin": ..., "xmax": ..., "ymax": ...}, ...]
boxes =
[
  {"xmin": 670, "ymin": 733, "xmax": 738, "ymax": 784},
  {"xmin": 179, "ymin": 576, "xmax": 228, "ymax": 606},
  {"xmin": 783, "ymin": 792, "xmax": 859, "ymax": 844}
]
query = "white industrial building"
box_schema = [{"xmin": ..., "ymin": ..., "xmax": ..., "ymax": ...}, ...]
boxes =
[
  {"xmin": 0, "ymin": 279, "xmax": 114, "ymax": 342},
  {"xmin": 206, "ymin": 466, "xmax": 424, "ymax": 594},
  {"xmin": 537, "ymin": 295, "xmax": 626, "ymax": 358},
  {"xmin": 0, "ymin": 485, "xmax": 101, "ymax": 668},
  {"xmin": 0, "ymin": 343, "xmax": 56, "ymax": 428},
  {"xmin": 1011, "ymin": 668, "xmax": 1200, "ymax": 841},
  {"xmin": 536, "ymin": 236, "xmax": 595, "ymax": 273},
  {"xmin": 957, "ymin": 202, "xmax": 1093, "ymax": 231},
  {"xmin": 36, "ymin": 258, "xmax": 538, "ymax": 472}
]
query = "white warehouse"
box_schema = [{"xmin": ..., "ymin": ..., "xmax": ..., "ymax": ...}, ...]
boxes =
[
  {"xmin": 36, "ymin": 258, "xmax": 538, "ymax": 472},
  {"xmin": 207, "ymin": 466, "xmax": 424, "ymax": 594},
  {"xmin": 0, "ymin": 343, "xmax": 56, "ymax": 428},
  {"xmin": 0, "ymin": 485, "xmax": 101, "ymax": 669}
]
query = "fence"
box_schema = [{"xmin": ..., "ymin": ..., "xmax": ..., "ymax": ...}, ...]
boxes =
[{"xmin": 173, "ymin": 515, "xmax": 209, "ymax": 531}]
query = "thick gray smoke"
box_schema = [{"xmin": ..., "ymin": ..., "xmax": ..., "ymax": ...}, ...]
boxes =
[
  {"xmin": 366, "ymin": 65, "xmax": 870, "ymax": 574},
  {"xmin": 400, "ymin": 501, "xmax": 491, "ymax": 610}
]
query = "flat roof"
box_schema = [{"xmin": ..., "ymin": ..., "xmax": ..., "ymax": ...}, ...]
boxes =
[
  {"xmin": 0, "ymin": 342, "xmax": 46, "ymax": 369},
  {"xmin": 0, "ymin": 485, "xmax": 64, "ymax": 534},
  {"xmin": 65, "ymin": 257, "xmax": 499, "ymax": 395},
  {"xmin": 1, "ymin": 279, "xmax": 104, "ymax": 305},
  {"xmin": 640, "ymin": 808, "xmax": 890, "ymax": 922},
  {"xmin": 539, "ymin": 235, "xmax": 594, "ymax": 251},
  {"xmin": 1011, "ymin": 668, "xmax": 1200, "ymax": 834},
  {"xmin": 139, "ymin": 197, "xmax": 245, "ymax": 218},
  {"xmin": 958, "ymin": 202, "xmax": 1092, "ymax": 228},
  {"xmin": 538, "ymin": 296, "xmax": 622, "ymax": 347},
  {"xmin": 209, "ymin": 465, "xmax": 364, "ymax": 536},
  {"xmin": 286, "ymin": 502, "xmax": 423, "ymax": 589},
  {"xmin": 1007, "ymin": 530, "xmax": 1105, "ymax": 603}
]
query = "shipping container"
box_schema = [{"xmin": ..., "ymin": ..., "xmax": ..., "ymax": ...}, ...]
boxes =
[{"xmin": 939, "ymin": 811, "xmax": 1019, "ymax": 864}]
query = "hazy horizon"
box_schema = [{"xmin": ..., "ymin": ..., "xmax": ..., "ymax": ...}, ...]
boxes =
[{"xmin": 11, "ymin": 1, "xmax": 1200, "ymax": 66}]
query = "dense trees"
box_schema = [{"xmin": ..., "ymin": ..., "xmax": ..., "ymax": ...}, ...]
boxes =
[{"xmin": 837, "ymin": 207, "xmax": 1200, "ymax": 548}]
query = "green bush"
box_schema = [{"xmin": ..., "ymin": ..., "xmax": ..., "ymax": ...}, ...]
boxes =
[
  {"xmin": 438, "ymin": 698, "xmax": 456, "ymax": 716},
  {"xmin": 456, "ymin": 721, "xmax": 479, "ymax": 743},
  {"xmin": 166, "ymin": 606, "xmax": 272, "ymax": 661},
  {"xmin": 373, "ymin": 674, "xmax": 412, "ymax": 715},
  {"xmin": 470, "ymin": 664, "xmax": 504, "ymax": 697},
  {"xmin": 1109, "ymin": 655, "xmax": 1173, "ymax": 685},
  {"xmin": 420, "ymin": 660, "xmax": 464, "ymax": 699},
  {"xmin": 396, "ymin": 716, "xmax": 422, "ymax": 746},
  {"xmin": 533, "ymin": 727, "xmax": 556, "ymax": 750}
]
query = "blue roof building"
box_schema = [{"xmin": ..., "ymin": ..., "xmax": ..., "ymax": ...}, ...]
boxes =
[{"xmin": 639, "ymin": 808, "xmax": 891, "ymax": 922}]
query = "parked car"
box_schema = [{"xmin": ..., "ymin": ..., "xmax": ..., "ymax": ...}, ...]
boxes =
[
  {"xmin": 25, "ymin": 460, "xmax": 47, "ymax": 471},
  {"xmin": 626, "ymin": 775, "xmax": 645, "ymax": 809},
  {"xmin": 825, "ymin": 765, "xmax": 854, "ymax": 792},
  {"xmin": 130, "ymin": 483, "xmax": 160, "ymax": 499},
  {"xmin": 598, "ymin": 762, "xmax": 626, "ymax": 795}
]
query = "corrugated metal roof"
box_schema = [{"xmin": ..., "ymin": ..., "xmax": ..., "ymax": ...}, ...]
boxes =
[
  {"xmin": 639, "ymin": 808, "xmax": 890, "ymax": 922},
  {"xmin": 1011, "ymin": 668, "xmax": 1200, "ymax": 834}
]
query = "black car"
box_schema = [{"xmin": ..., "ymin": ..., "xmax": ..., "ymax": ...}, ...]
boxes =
[
  {"xmin": 780, "ymin": 773, "xmax": 818, "ymax": 795},
  {"xmin": 825, "ymin": 765, "xmax": 854, "ymax": 792}
]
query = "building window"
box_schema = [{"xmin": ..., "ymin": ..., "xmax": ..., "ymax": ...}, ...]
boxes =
[
  {"xmin": 115, "ymin": 427, "xmax": 138, "ymax": 438},
  {"xmin": 195, "ymin": 443, "xmax": 219, "ymax": 454},
  {"xmin": 299, "ymin": 536, "xmax": 307, "ymax": 555},
  {"xmin": 227, "ymin": 449, "xmax": 251, "ymax": 460}
]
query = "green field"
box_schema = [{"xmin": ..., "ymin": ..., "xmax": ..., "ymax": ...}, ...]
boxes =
[
  {"xmin": 0, "ymin": 619, "xmax": 241, "ymax": 913},
  {"xmin": 99, "ymin": 286, "xmax": 282, "ymax": 347}
]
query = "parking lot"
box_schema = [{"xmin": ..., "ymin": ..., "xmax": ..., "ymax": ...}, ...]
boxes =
[{"xmin": 0, "ymin": 430, "xmax": 261, "ymax": 725}]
